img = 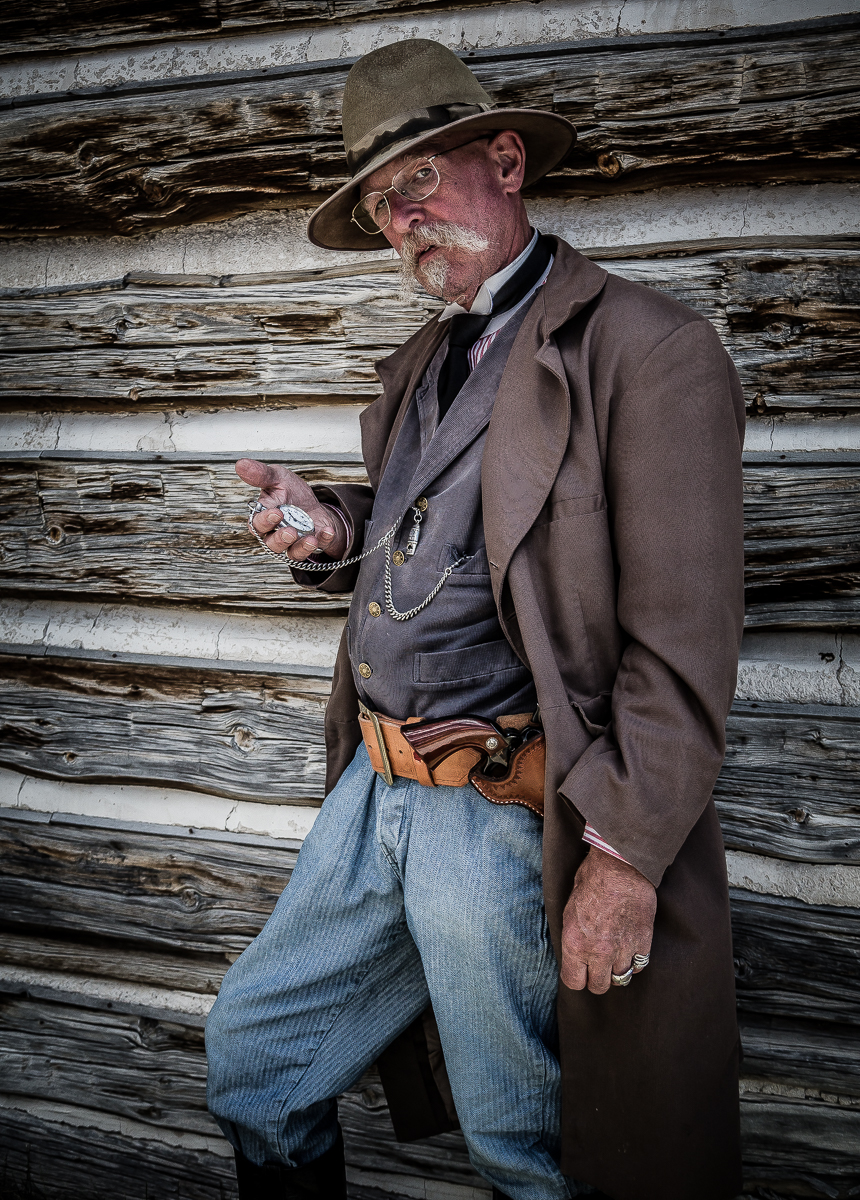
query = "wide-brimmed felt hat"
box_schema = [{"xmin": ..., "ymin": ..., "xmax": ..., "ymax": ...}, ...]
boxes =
[{"xmin": 307, "ymin": 39, "xmax": 576, "ymax": 252}]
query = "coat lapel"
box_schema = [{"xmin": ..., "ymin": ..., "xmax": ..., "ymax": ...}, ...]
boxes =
[
  {"xmin": 482, "ymin": 240, "xmax": 608, "ymax": 598},
  {"xmin": 361, "ymin": 316, "xmax": 448, "ymax": 491}
]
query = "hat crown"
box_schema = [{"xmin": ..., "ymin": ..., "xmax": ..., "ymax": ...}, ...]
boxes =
[{"xmin": 342, "ymin": 40, "xmax": 493, "ymax": 171}]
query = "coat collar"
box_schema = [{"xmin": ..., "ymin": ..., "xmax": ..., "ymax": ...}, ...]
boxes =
[{"xmin": 482, "ymin": 239, "xmax": 608, "ymax": 596}]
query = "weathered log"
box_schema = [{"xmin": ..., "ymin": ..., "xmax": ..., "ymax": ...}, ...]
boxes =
[
  {"xmin": 740, "ymin": 1097, "xmax": 860, "ymax": 1189},
  {"xmin": 0, "ymin": 814, "xmax": 296, "ymax": 955},
  {"xmin": 0, "ymin": 456, "xmax": 367, "ymax": 610},
  {"xmin": 716, "ymin": 703, "xmax": 860, "ymax": 865},
  {"xmin": 0, "ymin": 0, "xmax": 493, "ymax": 59},
  {"xmin": 0, "ymin": 993, "xmax": 216, "ymax": 1136},
  {"xmin": 1, "ymin": 249, "xmax": 857, "ymax": 411},
  {"xmin": 0, "ymin": 1099, "xmax": 238, "ymax": 1200},
  {"xmin": 742, "ymin": 462, "xmax": 860, "ymax": 600},
  {"xmin": 0, "ymin": 930, "xmax": 232, "ymax": 996},
  {"xmin": 0, "ymin": 455, "xmax": 856, "ymax": 612},
  {"xmin": 0, "ymin": 652, "xmax": 329, "ymax": 803},
  {"xmin": 740, "ymin": 1014, "xmax": 860, "ymax": 1098},
  {"xmin": 732, "ymin": 889, "xmax": 860, "ymax": 1026},
  {"xmin": 1, "ymin": 19, "xmax": 858, "ymax": 236}
]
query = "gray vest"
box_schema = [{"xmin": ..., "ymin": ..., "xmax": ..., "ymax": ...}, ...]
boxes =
[{"xmin": 348, "ymin": 300, "xmax": 538, "ymax": 721}]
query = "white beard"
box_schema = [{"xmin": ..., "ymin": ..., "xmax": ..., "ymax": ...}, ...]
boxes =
[{"xmin": 398, "ymin": 222, "xmax": 490, "ymax": 302}]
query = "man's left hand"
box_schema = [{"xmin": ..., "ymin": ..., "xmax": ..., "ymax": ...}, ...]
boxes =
[{"xmin": 560, "ymin": 848, "xmax": 657, "ymax": 994}]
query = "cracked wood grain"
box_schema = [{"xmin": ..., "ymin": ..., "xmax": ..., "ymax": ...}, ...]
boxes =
[
  {"xmin": 0, "ymin": 654, "xmax": 329, "ymax": 804},
  {"xmin": 715, "ymin": 702, "xmax": 860, "ymax": 865},
  {"xmin": 0, "ymin": 250, "xmax": 855, "ymax": 411},
  {"xmin": 0, "ymin": 456, "xmax": 855, "ymax": 616},
  {"xmin": 0, "ymin": 457, "xmax": 367, "ymax": 609},
  {"xmin": 1, "ymin": 21, "xmax": 858, "ymax": 236}
]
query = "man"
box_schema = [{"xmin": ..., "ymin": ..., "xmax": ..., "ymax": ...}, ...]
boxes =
[{"xmin": 206, "ymin": 39, "xmax": 745, "ymax": 1200}]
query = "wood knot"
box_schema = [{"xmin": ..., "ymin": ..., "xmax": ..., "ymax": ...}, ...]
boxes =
[
  {"xmin": 46, "ymin": 526, "xmax": 65, "ymax": 544},
  {"xmin": 231, "ymin": 726, "xmax": 256, "ymax": 753},
  {"xmin": 596, "ymin": 152, "xmax": 622, "ymax": 177}
]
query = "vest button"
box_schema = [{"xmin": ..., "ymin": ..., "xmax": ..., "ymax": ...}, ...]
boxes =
[
  {"xmin": 358, "ymin": 662, "xmax": 372, "ymax": 679},
  {"xmin": 392, "ymin": 550, "xmax": 406, "ymax": 566},
  {"xmin": 368, "ymin": 601, "xmax": 382, "ymax": 617},
  {"xmin": 416, "ymin": 496, "xmax": 428, "ymax": 512}
]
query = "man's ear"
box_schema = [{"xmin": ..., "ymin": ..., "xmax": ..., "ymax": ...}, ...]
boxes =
[{"xmin": 489, "ymin": 130, "xmax": 527, "ymax": 194}]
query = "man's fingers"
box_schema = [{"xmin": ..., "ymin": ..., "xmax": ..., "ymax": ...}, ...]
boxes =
[
  {"xmin": 252, "ymin": 505, "xmax": 286, "ymax": 534},
  {"xmin": 586, "ymin": 958, "xmax": 614, "ymax": 995},
  {"xmin": 560, "ymin": 958, "xmax": 588, "ymax": 992}
]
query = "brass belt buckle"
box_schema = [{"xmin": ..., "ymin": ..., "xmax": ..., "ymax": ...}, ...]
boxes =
[{"xmin": 359, "ymin": 701, "xmax": 394, "ymax": 787}]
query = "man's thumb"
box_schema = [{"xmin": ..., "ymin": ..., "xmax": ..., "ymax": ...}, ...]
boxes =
[{"xmin": 235, "ymin": 458, "xmax": 283, "ymax": 489}]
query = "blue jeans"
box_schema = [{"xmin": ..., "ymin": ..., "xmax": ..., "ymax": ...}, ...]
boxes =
[{"xmin": 206, "ymin": 744, "xmax": 574, "ymax": 1199}]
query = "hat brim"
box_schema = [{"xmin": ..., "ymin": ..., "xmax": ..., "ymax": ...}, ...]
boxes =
[{"xmin": 306, "ymin": 109, "xmax": 576, "ymax": 252}]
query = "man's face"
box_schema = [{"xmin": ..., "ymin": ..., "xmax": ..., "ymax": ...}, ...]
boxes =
[{"xmin": 360, "ymin": 132, "xmax": 527, "ymax": 307}]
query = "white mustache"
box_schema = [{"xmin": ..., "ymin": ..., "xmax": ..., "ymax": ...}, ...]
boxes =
[{"xmin": 398, "ymin": 222, "xmax": 490, "ymax": 301}]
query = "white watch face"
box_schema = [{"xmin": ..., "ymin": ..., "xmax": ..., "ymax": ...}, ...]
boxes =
[{"xmin": 278, "ymin": 504, "xmax": 315, "ymax": 535}]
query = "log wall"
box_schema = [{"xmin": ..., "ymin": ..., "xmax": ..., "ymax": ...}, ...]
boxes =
[{"xmin": 1, "ymin": 4, "xmax": 859, "ymax": 1199}]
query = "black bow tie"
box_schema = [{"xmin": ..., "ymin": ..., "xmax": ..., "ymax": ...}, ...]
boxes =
[{"xmin": 436, "ymin": 233, "xmax": 553, "ymax": 420}]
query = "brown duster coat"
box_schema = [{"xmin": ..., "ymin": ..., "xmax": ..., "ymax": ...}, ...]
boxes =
[{"xmin": 314, "ymin": 237, "xmax": 746, "ymax": 1200}]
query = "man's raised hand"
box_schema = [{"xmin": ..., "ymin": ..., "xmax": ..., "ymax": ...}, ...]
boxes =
[{"xmin": 236, "ymin": 459, "xmax": 348, "ymax": 563}]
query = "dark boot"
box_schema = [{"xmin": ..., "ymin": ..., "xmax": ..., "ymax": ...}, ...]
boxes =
[
  {"xmin": 234, "ymin": 1127, "xmax": 346, "ymax": 1199},
  {"xmin": 493, "ymin": 1191, "xmax": 513, "ymax": 1200}
]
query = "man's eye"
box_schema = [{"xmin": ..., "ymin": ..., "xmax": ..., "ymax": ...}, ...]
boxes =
[{"xmin": 413, "ymin": 167, "xmax": 432, "ymax": 182}]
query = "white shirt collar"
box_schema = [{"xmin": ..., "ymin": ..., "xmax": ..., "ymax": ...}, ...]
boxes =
[{"xmin": 438, "ymin": 228, "xmax": 539, "ymax": 323}]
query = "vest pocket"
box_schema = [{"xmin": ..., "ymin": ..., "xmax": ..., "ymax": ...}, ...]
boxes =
[{"xmin": 414, "ymin": 637, "xmax": 523, "ymax": 684}]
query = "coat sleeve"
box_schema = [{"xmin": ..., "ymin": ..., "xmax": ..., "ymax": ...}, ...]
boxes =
[
  {"xmin": 558, "ymin": 319, "xmax": 746, "ymax": 887},
  {"xmin": 289, "ymin": 482, "xmax": 375, "ymax": 594}
]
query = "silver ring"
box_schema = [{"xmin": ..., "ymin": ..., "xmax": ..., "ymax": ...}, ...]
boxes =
[
  {"xmin": 611, "ymin": 966, "xmax": 634, "ymax": 987},
  {"xmin": 632, "ymin": 953, "xmax": 650, "ymax": 971}
]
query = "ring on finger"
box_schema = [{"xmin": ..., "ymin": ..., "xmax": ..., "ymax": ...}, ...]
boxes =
[
  {"xmin": 632, "ymin": 953, "xmax": 650, "ymax": 971},
  {"xmin": 610, "ymin": 966, "xmax": 634, "ymax": 987}
]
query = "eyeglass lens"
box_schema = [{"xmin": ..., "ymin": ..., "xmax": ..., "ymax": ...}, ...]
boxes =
[{"xmin": 352, "ymin": 158, "xmax": 440, "ymax": 233}]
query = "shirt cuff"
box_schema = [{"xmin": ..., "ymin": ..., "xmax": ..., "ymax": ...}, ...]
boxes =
[{"xmin": 582, "ymin": 823, "xmax": 631, "ymax": 866}]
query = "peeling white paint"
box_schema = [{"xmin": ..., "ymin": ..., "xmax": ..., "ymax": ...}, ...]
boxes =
[
  {"xmin": 0, "ymin": 597, "xmax": 345, "ymax": 669},
  {"xmin": 0, "ymin": 769, "xmax": 320, "ymax": 839},
  {"xmin": 0, "ymin": 1093, "xmax": 234, "ymax": 1152},
  {"xmin": 737, "ymin": 630, "xmax": 860, "ymax": 706},
  {"xmin": 727, "ymin": 850, "xmax": 860, "ymax": 909},
  {"xmin": 0, "ymin": 963, "xmax": 215, "ymax": 1019},
  {"xmin": 738, "ymin": 1078, "xmax": 860, "ymax": 1111},
  {"xmin": 2, "ymin": 183, "xmax": 857, "ymax": 290},
  {"xmin": 745, "ymin": 416, "xmax": 860, "ymax": 452},
  {"xmin": 1, "ymin": 0, "xmax": 850, "ymax": 98},
  {"xmin": 0, "ymin": 406, "xmax": 365, "ymax": 454},
  {"xmin": 5, "ymin": 409, "xmax": 857, "ymax": 454}
]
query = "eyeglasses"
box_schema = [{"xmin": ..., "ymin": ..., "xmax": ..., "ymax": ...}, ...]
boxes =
[{"xmin": 351, "ymin": 155, "xmax": 441, "ymax": 235}]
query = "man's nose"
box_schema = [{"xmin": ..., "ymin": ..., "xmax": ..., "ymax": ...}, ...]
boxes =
[{"xmin": 386, "ymin": 191, "xmax": 428, "ymax": 238}]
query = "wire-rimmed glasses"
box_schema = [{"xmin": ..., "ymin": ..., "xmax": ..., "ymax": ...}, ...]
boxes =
[{"xmin": 351, "ymin": 156, "xmax": 441, "ymax": 235}]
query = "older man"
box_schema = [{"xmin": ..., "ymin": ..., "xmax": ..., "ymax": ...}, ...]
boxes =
[{"xmin": 206, "ymin": 39, "xmax": 745, "ymax": 1200}]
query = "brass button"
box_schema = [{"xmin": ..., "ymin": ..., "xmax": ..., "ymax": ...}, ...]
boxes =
[
  {"xmin": 358, "ymin": 662, "xmax": 372, "ymax": 679},
  {"xmin": 416, "ymin": 496, "xmax": 428, "ymax": 512},
  {"xmin": 368, "ymin": 601, "xmax": 381, "ymax": 617},
  {"xmin": 392, "ymin": 550, "xmax": 406, "ymax": 566}
]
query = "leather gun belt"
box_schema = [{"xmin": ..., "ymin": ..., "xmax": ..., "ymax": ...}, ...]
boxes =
[{"xmin": 357, "ymin": 703, "xmax": 546, "ymax": 817}]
